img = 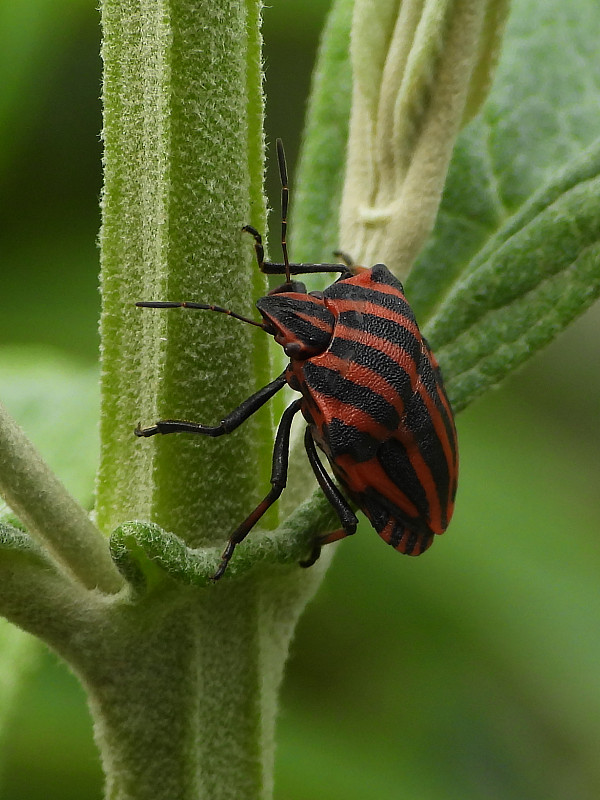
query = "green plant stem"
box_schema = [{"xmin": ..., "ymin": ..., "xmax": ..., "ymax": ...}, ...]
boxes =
[
  {"xmin": 78, "ymin": 586, "xmax": 286, "ymax": 800},
  {"xmin": 0, "ymin": 402, "xmax": 123, "ymax": 593},
  {"xmin": 90, "ymin": 1, "xmax": 329, "ymax": 798},
  {"xmin": 97, "ymin": 0, "xmax": 272, "ymax": 542}
]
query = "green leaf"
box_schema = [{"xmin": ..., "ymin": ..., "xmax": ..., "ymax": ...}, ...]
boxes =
[
  {"xmin": 293, "ymin": 0, "xmax": 510, "ymax": 278},
  {"xmin": 0, "ymin": 518, "xmax": 53, "ymax": 578},
  {"xmin": 109, "ymin": 492, "xmax": 336, "ymax": 591},
  {"xmin": 410, "ymin": 0, "xmax": 600, "ymax": 322},
  {"xmin": 297, "ymin": 1, "xmax": 600, "ymax": 421},
  {"xmin": 425, "ymin": 140, "xmax": 600, "ymax": 413},
  {"xmin": 404, "ymin": 0, "xmax": 600, "ymax": 412}
]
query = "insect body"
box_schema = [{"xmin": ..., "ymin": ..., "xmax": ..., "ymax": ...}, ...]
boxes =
[{"xmin": 136, "ymin": 140, "xmax": 458, "ymax": 580}]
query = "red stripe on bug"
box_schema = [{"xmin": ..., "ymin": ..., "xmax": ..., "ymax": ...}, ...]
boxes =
[
  {"xmin": 342, "ymin": 270, "xmax": 407, "ymax": 300},
  {"xmin": 414, "ymin": 377, "xmax": 457, "ymax": 507},
  {"xmin": 326, "ymin": 326, "xmax": 420, "ymax": 385},
  {"xmin": 305, "ymin": 386, "xmax": 396, "ymax": 439},
  {"xmin": 395, "ymin": 428, "xmax": 444, "ymax": 533},
  {"xmin": 377, "ymin": 518, "xmax": 433, "ymax": 554},
  {"xmin": 426, "ymin": 371, "xmax": 459, "ymax": 507},
  {"xmin": 293, "ymin": 310, "xmax": 336, "ymax": 333},
  {"xmin": 333, "ymin": 453, "xmax": 421, "ymax": 520},
  {"xmin": 315, "ymin": 351, "xmax": 407, "ymax": 413},
  {"xmin": 328, "ymin": 299, "xmax": 421, "ymax": 338}
]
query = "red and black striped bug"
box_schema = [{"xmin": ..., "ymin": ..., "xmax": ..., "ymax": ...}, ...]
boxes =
[{"xmin": 135, "ymin": 139, "xmax": 458, "ymax": 580}]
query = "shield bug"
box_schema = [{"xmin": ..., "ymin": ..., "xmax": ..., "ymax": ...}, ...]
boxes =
[{"xmin": 136, "ymin": 139, "xmax": 458, "ymax": 580}]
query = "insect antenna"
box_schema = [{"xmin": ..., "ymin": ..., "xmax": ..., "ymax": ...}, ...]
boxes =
[
  {"xmin": 333, "ymin": 250, "xmax": 355, "ymax": 268},
  {"xmin": 135, "ymin": 301, "xmax": 268, "ymax": 329},
  {"xmin": 276, "ymin": 138, "xmax": 291, "ymax": 284}
]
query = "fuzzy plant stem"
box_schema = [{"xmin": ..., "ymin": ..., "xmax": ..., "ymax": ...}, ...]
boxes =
[
  {"xmin": 96, "ymin": 0, "xmax": 272, "ymax": 539},
  {"xmin": 89, "ymin": 1, "xmax": 328, "ymax": 798}
]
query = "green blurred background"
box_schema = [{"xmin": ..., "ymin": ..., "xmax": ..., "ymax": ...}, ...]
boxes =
[{"xmin": 1, "ymin": 1, "xmax": 599, "ymax": 798}]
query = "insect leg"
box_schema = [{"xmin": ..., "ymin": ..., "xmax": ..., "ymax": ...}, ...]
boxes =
[
  {"xmin": 241, "ymin": 232, "xmax": 349, "ymax": 278},
  {"xmin": 300, "ymin": 427, "xmax": 358, "ymax": 568},
  {"xmin": 261, "ymin": 261, "xmax": 350, "ymax": 277},
  {"xmin": 135, "ymin": 373, "xmax": 286, "ymax": 438},
  {"xmin": 241, "ymin": 225, "xmax": 265, "ymax": 269},
  {"xmin": 242, "ymin": 217, "xmax": 349, "ymax": 279},
  {"xmin": 275, "ymin": 138, "xmax": 291, "ymax": 283},
  {"xmin": 242, "ymin": 132, "xmax": 293, "ymax": 280},
  {"xmin": 213, "ymin": 398, "xmax": 302, "ymax": 581}
]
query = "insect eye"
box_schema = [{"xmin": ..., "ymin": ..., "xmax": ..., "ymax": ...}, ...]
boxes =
[
  {"xmin": 284, "ymin": 342, "xmax": 303, "ymax": 357},
  {"xmin": 268, "ymin": 280, "xmax": 307, "ymax": 296}
]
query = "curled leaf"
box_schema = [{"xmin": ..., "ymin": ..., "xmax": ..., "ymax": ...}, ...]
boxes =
[
  {"xmin": 341, "ymin": 0, "xmax": 509, "ymax": 277},
  {"xmin": 109, "ymin": 493, "xmax": 336, "ymax": 590}
]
